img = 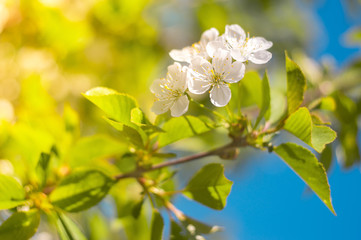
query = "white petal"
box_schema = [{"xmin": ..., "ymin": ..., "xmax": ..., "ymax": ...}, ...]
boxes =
[
  {"xmin": 206, "ymin": 40, "xmax": 226, "ymax": 59},
  {"xmin": 169, "ymin": 47, "xmax": 196, "ymax": 63},
  {"xmin": 230, "ymin": 49, "xmax": 247, "ymax": 62},
  {"xmin": 224, "ymin": 61, "xmax": 245, "ymax": 83},
  {"xmin": 247, "ymin": 37, "xmax": 273, "ymax": 51},
  {"xmin": 167, "ymin": 62, "xmax": 188, "ymax": 91},
  {"xmin": 150, "ymin": 78, "xmax": 164, "ymax": 94},
  {"xmin": 188, "ymin": 76, "xmax": 211, "ymax": 94},
  {"xmin": 170, "ymin": 95, "xmax": 189, "ymax": 117},
  {"xmin": 200, "ymin": 28, "xmax": 219, "ymax": 45},
  {"xmin": 212, "ymin": 49, "xmax": 231, "ymax": 74},
  {"xmin": 249, "ymin": 50, "xmax": 272, "ymax": 64},
  {"xmin": 225, "ymin": 24, "xmax": 246, "ymax": 43},
  {"xmin": 190, "ymin": 56, "xmax": 212, "ymax": 77},
  {"xmin": 151, "ymin": 99, "xmax": 173, "ymax": 115},
  {"xmin": 210, "ymin": 84, "xmax": 231, "ymax": 107}
]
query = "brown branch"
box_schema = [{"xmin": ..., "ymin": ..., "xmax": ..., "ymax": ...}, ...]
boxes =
[{"xmin": 114, "ymin": 141, "xmax": 242, "ymax": 181}]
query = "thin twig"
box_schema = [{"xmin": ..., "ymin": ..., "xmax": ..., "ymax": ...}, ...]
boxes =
[{"xmin": 114, "ymin": 141, "xmax": 241, "ymax": 181}]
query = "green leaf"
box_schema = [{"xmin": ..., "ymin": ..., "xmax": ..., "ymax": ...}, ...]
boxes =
[
  {"xmin": 131, "ymin": 197, "xmax": 145, "ymax": 219},
  {"xmin": 50, "ymin": 169, "xmax": 115, "ymax": 212},
  {"xmin": 83, "ymin": 87, "xmax": 138, "ymax": 125},
  {"xmin": 283, "ymin": 107, "xmax": 336, "ymax": 153},
  {"xmin": 56, "ymin": 212, "xmax": 87, "ymax": 240},
  {"xmin": 170, "ymin": 220, "xmax": 188, "ymax": 240},
  {"xmin": 0, "ymin": 174, "xmax": 26, "ymax": 210},
  {"xmin": 158, "ymin": 115, "xmax": 214, "ymax": 148},
  {"xmin": 254, "ymin": 71, "xmax": 271, "ymax": 128},
  {"xmin": 36, "ymin": 152, "xmax": 51, "ymax": 189},
  {"xmin": 105, "ymin": 118, "xmax": 146, "ymax": 148},
  {"xmin": 320, "ymin": 144, "xmax": 333, "ymax": 172},
  {"xmin": 286, "ymin": 52, "xmax": 306, "ymax": 114},
  {"xmin": 183, "ymin": 163, "xmax": 233, "ymax": 210},
  {"xmin": 68, "ymin": 135, "xmax": 128, "ymax": 167},
  {"xmin": 83, "ymin": 87, "xmax": 147, "ymax": 147},
  {"xmin": 333, "ymin": 93, "xmax": 360, "ymax": 167},
  {"xmin": 0, "ymin": 209, "xmax": 40, "ymax": 240},
  {"xmin": 274, "ymin": 143, "xmax": 335, "ymax": 214},
  {"xmin": 228, "ymin": 71, "xmax": 262, "ymax": 114},
  {"xmin": 151, "ymin": 210, "xmax": 164, "ymax": 240}
]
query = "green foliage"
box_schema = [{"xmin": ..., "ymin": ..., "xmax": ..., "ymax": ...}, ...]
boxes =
[
  {"xmin": 67, "ymin": 135, "xmax": 128, "ymax": 168},
  {"xmin": 50, "ymin": 169, "xmax": 115, "ymax": 212},
  {"xmin": 158, "ymin": 115, "xmax": 215, "ymax": 148},
  {"xmin": 0, "ymin": 210, "xmax": 40, "ymax": 240},
  {"xmin": 55, "ymin": 212, "xmax": 87, "ymax": 240},
  {"xmin": 35, "ymin": 152, "xmax": 51, "ymax": 189},
  {"xmin": 150, "ymin": 210, "xmax": 164, "ymax": 240},
  {"xmin": 284, "ymin": 107, "xmax": 336, "ymax": 153},
  {"xmin": 84, "ymin": 87, "xmax": 147, "ymax": 148},
  {"xmin": 286, "ymin": 52, "xmax": 306, "ymax": 114},
  {"xmin": 274, "ymin": 143, "xmax": 335, "ymax": 214},
  {"xmin": 254, "ymin": 71, "xmax": 271, "ymax": 127},
  {"xmin": 0, "ymin": 174, "xmax": 26, "ymax": 210},
  {"xmin": 184, "ymin": 163, "xmax": 233, "ymax": 210}
]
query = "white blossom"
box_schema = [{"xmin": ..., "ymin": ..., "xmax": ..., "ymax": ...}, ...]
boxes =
[
  {"xmin": 169, "ymin": 28, "xmax": 219, "ymax": 63},
  {"xmin": 207, "ymin": 24, "xmax": 273, "ymax": 64},
  {"xmin": 150, "ymin": 62, "xmax": 189, "ymax": 117},
  {"xmin": 188, "ymin": 49, "xmax": 245, "ymax": 107}
]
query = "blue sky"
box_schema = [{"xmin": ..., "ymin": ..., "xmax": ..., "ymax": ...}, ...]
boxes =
[{"xmin": 173, "ymin": 1, "xmax": 361, "ymax": 239}]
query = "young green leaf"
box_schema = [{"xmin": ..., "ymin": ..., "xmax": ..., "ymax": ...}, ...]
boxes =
[
  {"xmin": 283, "ymin": 107, "xmax": 336, "ymax": 152},
  {"xmin": 105, "ymin": 118, "xmax": 146, "ymax": 148},
  {"xmin": 274, "ymin": 143, "xmax": 335, "ymax": 214},
  {"xmin": 285, "ymin": 52, "xmax": 306, "ymax": 114},
  {"xmin": 83, "ymin": 87, "xmax": 138, "ymax": 125},
  {"xmin": 170, "ymin": 220, "xmax": 188, "ymax": 240},
  {"xmin": 0, "ymin": 174, "xmax": 26, "ymax": 210},
  {"xmin": 0, "ymin": 210, "xmax": 40, "ymax": 240},
  {"xmin": 183, "ymin": 163, "xmax": 233, "ymax": 210},
  {"xmin": 56, "ymin": 212, "xmax": 87, "ymax": 240},
  {"xmin": 50, "ymin": 169, "xmax": 115, "ymax": 212},
  {"xmin": 254, "ymin": 71, "xmax": 271, "ymax": 128},
  {"xmin": 151, "ymin": 210, "xmax": 164, "ymax": 240},
  {"xmin": 320, "ymin": 144, "xmax": 333, "ymax": 172},
  {"xmin": 158, "ymin": 115, "xmax": 215, "ymax": 148},
  {"xmin": 83, "ymin": 87, "xmax": 147, "ymax": 147}
]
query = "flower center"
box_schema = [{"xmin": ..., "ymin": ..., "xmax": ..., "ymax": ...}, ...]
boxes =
[{"xmin": 210, "ymin": 69, "xmax": 225, "ymax": 86}]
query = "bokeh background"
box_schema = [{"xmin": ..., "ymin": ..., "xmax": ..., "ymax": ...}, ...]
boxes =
[{"xmin": 0, "ymin": 0, "xmax": 360, "ymax": 239}]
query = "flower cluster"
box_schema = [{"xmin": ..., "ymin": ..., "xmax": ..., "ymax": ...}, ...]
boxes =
[{"xmin": 151, "ymin": 24, "xmax": 272, "ymax": 117}]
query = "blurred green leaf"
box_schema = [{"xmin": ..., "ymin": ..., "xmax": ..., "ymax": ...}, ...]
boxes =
[
  {"xmin": 67, "ymin": 135, "xmax": 128, "ymax": 167},
  {"xmin": 0, "ymin": 210, "xmax": 40, "ymax": 240},
  {"xmin": 131, "ymin": 197, "xmax": 145, "ymax": 219},
  {"xmin": 158, "ymin": 115, "xmax": 215, "ymax": 148},
  {"xmin": 50, "ymin": 169, "xmax": 114, "ymax": 212},
  {"xmin": 229, "ymin": 71, "xmax": 263, "ymax": 113},
  {"xmin": 284, "ymin": 107, "xmax": 336, "ymax": 153},
  {"xmin": 0, "ymin": 174, "xmax": 26, "ymax": 210},
  {"xmin": 254, "ymin": 71, "xmax": 271, "ymax": 128},
  {"xmin": 56, "ymin": 212, "xmax": 87, "ymax": 240},
  {"xmin": 184, "ymin": 163, "xmax": 233, "ymax": 210},
  {"xmin": 35, "ymin": 152, "xmax": 51, "ymax": 189},
  {"xmin": 151, "ymin": 210, "xmax": 164, "ymax": 240},
  {"xmin": 333, "ymin": 93, "xmax": 360, "ymax": 167},
  {"xmin": 274, "ymin": 143, "xmax": 335, "ymax": 214},
  {"xmin": 286, "ymin": 52, "xmax": 306, "ymax": 114},
  {"xmin": 170, "ymin": 220, "xmax": 188, "ymax": 240}
]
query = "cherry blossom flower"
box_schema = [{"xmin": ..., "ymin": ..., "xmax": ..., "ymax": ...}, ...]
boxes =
[
  {"xmin": 151, "ymin": 62, "xmax": 189, "ymax": 117},
  {"xmin": 207, "ymin": 24, "xmax": 273, "ymax": 64},
  {"xmin": 188, "ymin": 49, "xmax": 245, "ymax": 107},
  {"xmin": 169, "ymin": 28, "xmax": 219, "ymax": 63}
]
